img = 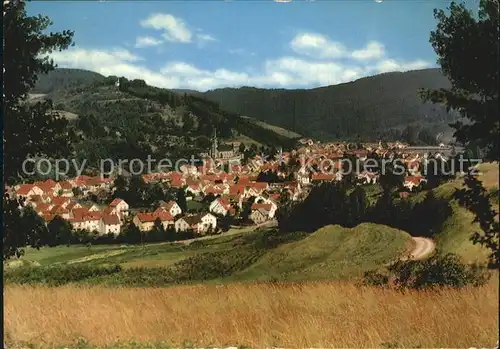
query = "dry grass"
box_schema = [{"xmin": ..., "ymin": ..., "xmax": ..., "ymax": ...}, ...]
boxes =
[{"xmin": 5, "ymin": 279, "xmax": 499, "ymax": 348}]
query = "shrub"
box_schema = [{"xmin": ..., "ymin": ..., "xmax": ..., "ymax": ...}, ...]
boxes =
[
  {"xmin": 387, "ymin": 254, "xmax": 491, "ymax": 289},
  {"xmin": 5, "ymin": 264, "xmax": 122, "ymax": 286},
  {"xmin": 362, "ymin": 270, "xmax": 390, "ymax": 287}
]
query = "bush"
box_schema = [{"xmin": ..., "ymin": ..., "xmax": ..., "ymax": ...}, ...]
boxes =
[
  {"xmin": 5, "ymin": 264, "xmax": 122, "ymax": 286},
  {"xmin": 362, "ymin": 270, "xmax": 389, "ymax": 287},
  {"xmin": 387, "ymin": 254, "xmax": 491, "ymax": 289}
]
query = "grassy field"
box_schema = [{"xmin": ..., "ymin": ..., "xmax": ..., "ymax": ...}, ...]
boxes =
[
  {"xmin": 5, "ymin": 224, "xmax": 412, "ymax": 284},
  {"xmin": 240, "ymin": 116, "xmax": 302, "ymax": 139},
  {"xmin": 4, "ymin": 278, "xmax": 498, "ymax": 348},
  {"xmin": 232, "ymin": 224, "xmax": 412, "ymax": 282}
]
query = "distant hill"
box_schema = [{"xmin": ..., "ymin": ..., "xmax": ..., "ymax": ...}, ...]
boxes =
[
  {"xmin": 32, "ymin": 68, "xmax": 106, "ymax": 94},
  {"xmin": 31, "ymin": 69, "xmax": 299, "ymax": 170},
  {"xmin": 199, "ymin": 68, "xmax": 456, "ymax": 142}
]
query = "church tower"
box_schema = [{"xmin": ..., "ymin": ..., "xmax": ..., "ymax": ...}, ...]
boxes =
[{"xmin": 210, "ymin": 128, "xmax": 218, "ymax": 159}]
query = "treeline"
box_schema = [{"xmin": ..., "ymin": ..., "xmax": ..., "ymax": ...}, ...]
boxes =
[
  {"xmin": 277, "ymin": 181, "xmax": 452, "ymax": 237},
  {"xmin": 202, "ymin": 69, "xmax": 456, "ymax": 141},
  {"xmin": 277, "ymin": 153, "xmax": 464, "ymax": 236}
]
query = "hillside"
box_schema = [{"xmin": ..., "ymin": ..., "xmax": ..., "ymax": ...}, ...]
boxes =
[
  {"xmin": 30, "ymin": 69, "xmax": 301, "ymax": 170},
  {"xmin": 232, "ymin": 223, "xmax": 412, "ymax": 281},
  {"xmin": 32, "ymin": 68, "xmax": 106, "ymax": 94},
  {"xmin": 200, "ymin": 68, "xmax": 457, "ymax": 141}
]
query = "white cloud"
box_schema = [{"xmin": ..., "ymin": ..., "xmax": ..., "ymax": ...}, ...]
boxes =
[
  {"xmin": 49, "ymin": 36, "xmax": 433, "ymax": 92},
  {"xmin": 370, "ymin": 59, "xmax": 432, "ymax": 74},
  {"xmin": 351, "ymin": 41, "xmax": 385, "ymax": 61},
  {"xmin": 197, "ymin": 33, "xmax": 217, "ymax": 42},
  {"xmin": 290, "ymin": 33, "xmax": 346, "ymax": 59},
  {"xmin": 135, "ymin": 36, "xmax": 163, "ymax": 48},
  {"xmin": 140, "ymin": 13, "xmax": 192, "ymax": 43},
  {"xmin": 290, "ymin": 33, "xmax": 387, "ymax": 62}
]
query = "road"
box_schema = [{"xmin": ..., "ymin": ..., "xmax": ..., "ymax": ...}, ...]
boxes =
[
  {"xmin": 408, "ymin": 237, "xmax": 436, "ymax": 260},
  {"xmin": 178, "ymin": 219, "xmax": 278, "ymax": 245}
]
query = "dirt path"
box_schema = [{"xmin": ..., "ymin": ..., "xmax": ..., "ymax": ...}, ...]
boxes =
[{"xmin": 409, "ymin": 237, "xmax": 436, "ymax": 260}]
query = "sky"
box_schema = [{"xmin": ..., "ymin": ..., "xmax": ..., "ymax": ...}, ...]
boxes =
[{"xmin": 27, "ymin": 0, "xmax": 461, "ymax": 92}]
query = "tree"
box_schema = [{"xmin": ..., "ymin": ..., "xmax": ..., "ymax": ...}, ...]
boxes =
[
  {"xmin": 3, "ymin": 200, "xmax": 49, "ymax": 259},
  {"xmin": 3, "ymin": 1, "xmax": 74, "ymax": 259},
  {"xmin": 347, "ymin": 186, "xmax": 368, "ymax": 227},
  {"xmin": 418, "ymin": 128, "xmax": 436, "ymax": 145},
  {"xmin": 150, "ymin": 218, "xmax": 165, "ymax": 242},
  {"xmin": 4, "ymin": 1, "xmax": 75, "ymax": 183},
  {"xmin": 177, "ymin": 188, "xmax": 188, "ymax": 212},
  {"xmin": 401, "ymin": 124, "xmax": 419, "ymax": 145},
  {"xmin": 420, "ymin": 0, "xmax": 499, "ymax": 268},
  {"xmin": 238, "ymin": 143, "xmax": 246, "ymax": 154},
  {"xmin": 47, "ymin": 216, "xmax": 73, "ymax": 247},
  {"xmin": 420, "ymin": 0, "xmax": 499, "ymax": 161}
]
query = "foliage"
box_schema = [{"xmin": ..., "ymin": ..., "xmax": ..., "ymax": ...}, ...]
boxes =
[
  {"xmin": 420, "ymin": 0, "xmax": 499, "ymax": 161},
  {"xmin": 455, "ymin": 174, "xmax": 499, "ymax": 268},
  {"xmin": 4, "ymin": 0, "xmax": 75, "ymax": 183},
  {"xmin": 420, "ymin": 0, "xmax": 499, "ymax": 268},
  {"xmin": 202, "ymin": 69, "xmax": 455, "ymax": 141},
  {"xmin": 4, "ymin": 264, "xmax": 123, "ymax": 286},
  {"xmin": 386, "ymin": 254, "xmax": 491, "ymax": 289},
  {"xmin": 3, "ymin": 197, "xmax": 49, "ymax": 259},
  {"xmin": 3, "ymin": 1, "xmax": 75, "ymax": 259}
]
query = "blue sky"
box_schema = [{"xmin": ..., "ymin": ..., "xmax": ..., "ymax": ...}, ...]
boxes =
[{"xmin": 28, "ymin": 0, "xmax": 458, "ymax": 91}]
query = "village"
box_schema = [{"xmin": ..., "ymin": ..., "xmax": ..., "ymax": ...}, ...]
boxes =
[{"xmin": 7, "ymin": 136, "xmax": 457, "ymax": 240}]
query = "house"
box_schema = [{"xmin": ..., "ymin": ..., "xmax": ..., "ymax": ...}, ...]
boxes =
[
  {"xmin": 311, "ymin": 173, "xmax": 336, "ymax": 183},
  {"xmin": 199, "ymin": 212, "xmax": 217, "ymax": 233},
  {"xmin": 84, "ymin": 211, "xmax": 103, "ymax": 232},
  {"xmin": 250, "ymin": 208, "xmax": 269, "ymax": 224},
  {"xmin": 297, "ymin": 166, "xmax": 310, "ymax": 186},
  {"xmin": 99, "ymin": 214, "xmax": 122, "ymax": 235},
  {"xmin": 160, "ymin": 200, "xmax": 182, "ymax": 217},
  {"xmin": 185, "ymin": 183, "xmax": 202, "ymax": 197},
  {"xmin": 16, "ymin": 184, "xmax": 44, "ymax": 199},
  {"xmin": 109, "ymin": 198, "xmax": 129, "ymax": 217},
  {"xmin": 251, "ymin": 201, "xmax": 277, "ymax": 218},
  {"xmin": 357, "ymin": 171, "xmax": 378, "ymax": 185},
  {"xmin": 88, "ymin": 204, "xmax": 100, "ymax": 212},
  {"xmin": 58, "ymin": 181, "xmax": 74, "ymax": 197},
  {"xmin": 154, "ymin": 210, "xmax": 174, "ymax": 230},
  {"xmin": 174, "ymin": 217, "xmax": 191, "ymax": 232},
  {"xmin": 175, "ymin": 213, "xmax": 217, "ymax": 234},
  {"xmin": 403, "ymin": 176, "xmax": 426, "ymax": 191},
  {"xmin": 49, "ymin": 205, "xmax": 71, "ymax": 220},
  {"xmin": 209, "ymin": 197, "xmax": 235, "ymax": 216},
  {"xmin": 133, "ymin": 213, "xmax": 157, "ymax": 232}
]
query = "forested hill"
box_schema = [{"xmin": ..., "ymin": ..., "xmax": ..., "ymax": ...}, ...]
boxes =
[
  {"xmin": 200, "ymin": 68, "xmax": 456, "ymax": 141},
  {"xmin": 30, "ymin": 69, "xmax": 300, "ymax": 171},
  {"xmin": 32, "ymin": 68, "xmax": 106, "ymax": 94}
]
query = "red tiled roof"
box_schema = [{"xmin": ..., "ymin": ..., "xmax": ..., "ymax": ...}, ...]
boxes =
[
  {"xmin": 51, "ymin": 196, "xmax": 69, "ymax": 206},
  {"xmin": 102, "ymin": 214, "xmax": 121, "ymax": 225},
  {"xmin": 311, "ymin": 173, "xmax": 335, "ymax": 181},
  {"xmin": 59, "ymin": 181, "xmax": 72, "ymax": 190},
  {"xmin": 136, "ymin": 212, "xmax": 157, "ymax": 223},
  {"xmin": 161, "ymin": 201, "xmax": 178, "ymax": 210},
  {"xmin": 251, "ymin": 203, "xmax": 272, "ymax": 211},
  {"xmin": 229, "ymin": 185, "xmax": 246, "ymax": 195},
  {"xmin": 72, "ymin": 207, "xmax": 89, "ymax": 219},
  {"xmin": 110, "ymin": 198, "xmax": 123, "ymax": 207},
  {"xmin": 155, "ymin": 210, "xmax": 174, "ymax": 222},
  {"xmin": 405, "ymin": 176, "xmax": 424, "ymax": 185},
  {"xmin": 16, "ymin": 184, "xmax": 35, "ymax": 195}
]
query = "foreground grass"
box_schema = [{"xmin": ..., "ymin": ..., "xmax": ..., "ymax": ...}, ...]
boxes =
[{"xmin": 4, "ymin": 278, "xmax": 498, "ymax": 348}]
